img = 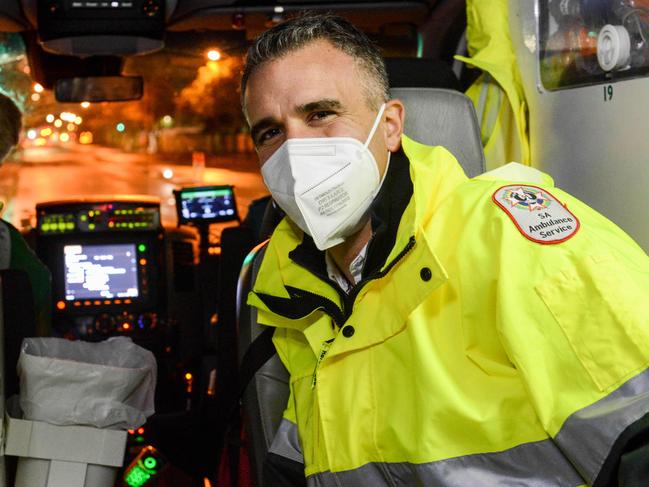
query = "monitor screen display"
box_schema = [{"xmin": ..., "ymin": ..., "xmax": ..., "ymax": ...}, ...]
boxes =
[
  {"xmin": 177, "ymin": 186, "xmax": 237, "ymax": 223},
  {"xmin": 64, "ymin": 243, "xmax": 139, "ymax": 300}
]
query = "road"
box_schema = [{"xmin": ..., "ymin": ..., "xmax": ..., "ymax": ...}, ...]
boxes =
[{"xmin": 0, "ymin": 143, "xmax": 268, "ymax": 229}]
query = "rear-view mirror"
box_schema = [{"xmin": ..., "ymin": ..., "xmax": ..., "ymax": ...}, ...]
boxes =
[{"xmin": 54, "ymin": 76, "xmax": 144, "ymax": 102}]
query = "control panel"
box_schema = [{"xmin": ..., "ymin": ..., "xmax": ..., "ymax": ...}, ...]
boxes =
[
  {"xmin": 37, "ymin": 200, "xmax": 160, "ymax": 234},
  {"xmin": 37, "ymin": 0, "xmax": 165, "ymax": 56},
  {"xmin": 36, "ymin": 197, "xmax": 165, "ymax": 341}
]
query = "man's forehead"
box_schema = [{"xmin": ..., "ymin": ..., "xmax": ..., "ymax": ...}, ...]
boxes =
[
  {"xmin": 244, "ymin": 39, "xmax": 361, "ymax": 113},
  {"xmin": 245, "ymin": 82, "xmax": 355, "ymax": 127}
]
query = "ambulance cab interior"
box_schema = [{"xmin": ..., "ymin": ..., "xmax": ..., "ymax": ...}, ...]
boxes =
[{"xmin": 0, "ymin": 1, "xmax": 647, "ymax": 486}]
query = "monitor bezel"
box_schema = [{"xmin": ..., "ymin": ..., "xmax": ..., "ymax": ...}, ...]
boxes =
[{"xmin": 174, "ymin": 185, "xmax": 239, "ymax": 225}]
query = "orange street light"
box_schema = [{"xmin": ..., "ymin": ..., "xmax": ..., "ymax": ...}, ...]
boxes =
[{"xmin": 206, "ymin": 49, "xmax": 221, "ymax": 61}]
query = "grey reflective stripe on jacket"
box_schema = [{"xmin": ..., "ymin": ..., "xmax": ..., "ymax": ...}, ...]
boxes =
[
  {"xmin": 555, "ymin": 368, "xmax": 649, "ymax": 484},
  {"xmin": 269, "ymin": 418, "xmax": 303, "ymax": 464},
  {"xmin": 273, "ymin": 372, "xmax": 649, "ymax": 486},
  {"xmin": 306, "ymin": 439, "xmax": 584, "ymax": 487}
]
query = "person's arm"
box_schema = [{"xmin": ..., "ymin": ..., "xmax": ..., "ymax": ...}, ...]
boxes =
[
  {"xmin": 493, "ymin": 188, "xmax": 649, "ymax": 486},
  {"xmin": 263, "ymin": 327, "xmax": 306, "ymax": 487},
  {"xmin": 7, "ymin": 223, "xmax": 51, "ymax": 335}
]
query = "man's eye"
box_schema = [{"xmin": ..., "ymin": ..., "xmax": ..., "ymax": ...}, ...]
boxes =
[
  {"xmin": 310, "ymin": 111, "xmax": 334, "ymax": 122},
  {"xmin": 258, "ymin": 128, "xmax": 281, "ymax": 145}
]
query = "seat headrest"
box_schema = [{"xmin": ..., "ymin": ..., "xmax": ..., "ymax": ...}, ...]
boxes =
[{"xmin": 390, "ymin": 87, "xmax": 485, "ymax": 178}]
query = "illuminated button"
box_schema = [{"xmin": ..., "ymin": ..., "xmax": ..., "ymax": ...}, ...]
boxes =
[
  {"xmin": 108, "ymin": 221, "xmax": 115, "ymax": 228},
  {"xmin": 139, "ymin": 258, "xmax": 147, "ymax": 266},
  {"xmin": 93, "ymin": 300, "xmax": 101, "ymax": 306},
  {"xmin": 138, "ymin": 244, "xmax": 146, "ymax": 252},
  {"xmin": 56, "ymin": 301, "xmax": 66, "ymax": 310},
  {"xmin": 80, "ymin": 215, "xmax": 87, "ymax": 221},
  {"xmin": 89, "ymin": 211, "xmax": 94, "ymax": 217},
  {"xmin": 115, "ymin": 299, "xmax": 122, "ymax": 304},
  {"xmin": 73, "ymin": 302, "xmax": 81, "ymax": 307},
  {"xmin": 66, "ymin": 222, "xmax": 74, "ymax": 230},
  {"xmin": 122, "ymin": 322, "xmax": 131, "ymax": 331},
  {"xmin": 143, "ymin": 457, "xmax": 157, "ymax": 469},
  {"xmin": 42, "ymin": 223, "xmax": 50, "ymax": 231},
  {"xmin": 104, "ymin": 300, "xmax": 111, "ymax": 305},
  {"xmin": 88, "ymin": 223, "xmax": 96, "ymax": 230},
  {"xmin": 124, "ymin": 299, "xmax": 132, "ymax": 304},
  {"xmin": 83, "ymin": 300, "xmax": 91, "ymax": 306},
  {"xmin": 137, "ymin": 427, "xmax": 145, "ymax": 435}
]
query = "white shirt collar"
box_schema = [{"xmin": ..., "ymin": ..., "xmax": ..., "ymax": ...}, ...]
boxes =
[{"xmin": 325, "ymin": 243, "xmax": 369, "ymax": 293}]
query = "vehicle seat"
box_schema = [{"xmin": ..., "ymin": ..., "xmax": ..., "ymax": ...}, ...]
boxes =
[{"xmin": 236, "ymin": 87, "xmax": 486, "ymax": 486}]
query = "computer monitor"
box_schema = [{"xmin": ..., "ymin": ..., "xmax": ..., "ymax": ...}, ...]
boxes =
[
  {"xmin": 175, "ymin": 185, "xmax": 239, "ymax": 225},
  {"xmin": 63, "ymin": 243, "xmax": 139, "ymax": 301}
]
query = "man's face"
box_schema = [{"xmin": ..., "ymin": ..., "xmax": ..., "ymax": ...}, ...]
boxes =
[{"xmin": 244, "ymin": 39, "xmax": 402, "ymax": 176}]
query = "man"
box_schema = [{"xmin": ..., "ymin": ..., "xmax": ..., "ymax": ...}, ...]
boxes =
[
  {"xmin": 242, "ymin": 13, "xmax": 649, "ymax": 487},
  {"xmin": 0, "ymin": 92, "xmax": 51, "ymax": 336}
]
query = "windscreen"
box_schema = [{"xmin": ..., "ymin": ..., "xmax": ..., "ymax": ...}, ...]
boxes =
[
  {"xmin": 64, "ymin": 243, "xmax": 139, "ymax": 300},
  {"xmin": 179, "ymin": 187, "xmax": 237, "ymax": 223}
]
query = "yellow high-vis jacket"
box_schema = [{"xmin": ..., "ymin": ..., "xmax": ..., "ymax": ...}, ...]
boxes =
[
  {"xmin": 248, "ymin": 135, "xmax": 649, "ymax": 486},
  {"xmin": 456, "ymin": 0, "xmax": 530, "ymax": 169}
]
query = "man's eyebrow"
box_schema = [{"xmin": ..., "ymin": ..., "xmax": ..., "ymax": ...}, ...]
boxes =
[
  {"xmin": 250, "ymin": 116, "xmax": 278, "ymax": 143},
  {"xmin": 296, "ymin": 99, "xmax": 344, "ymax": 115}
]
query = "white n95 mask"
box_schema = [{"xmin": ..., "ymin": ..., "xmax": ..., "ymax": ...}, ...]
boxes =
[{"xmin": 261, "ymin": 104, "xmax": 389, "ymax": 251}]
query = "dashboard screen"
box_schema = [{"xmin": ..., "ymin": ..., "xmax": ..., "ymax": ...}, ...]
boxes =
[
  {"xmin": 64, "ymin": 243, "xmax": 139, "ymax": 300},
  {"xmin": 177, "ymin": 186, "xmax": 238, "ymax": 224}
]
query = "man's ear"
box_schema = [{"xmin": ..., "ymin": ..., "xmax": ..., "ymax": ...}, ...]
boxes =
[{"xmin": 383, "ymin": 99, "xmax": 405, "ymax": 152}]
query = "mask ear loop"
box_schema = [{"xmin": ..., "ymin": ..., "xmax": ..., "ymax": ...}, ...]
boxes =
[
  {"xmin": 363, "ymin": 103, "xmax": 387, "ymax": 149},
  {"xmin": 365, "ymin": 103, "xmax": 391, "ymax": 190}
]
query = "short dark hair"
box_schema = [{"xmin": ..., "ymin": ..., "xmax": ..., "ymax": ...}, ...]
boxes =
[
  {"xmin": 0, "ymin": 93, "xmax": 21, "ymax": 161},
  {"xmin": 241, "ymin": 12, "xmax": 389, "ymax": 112}
]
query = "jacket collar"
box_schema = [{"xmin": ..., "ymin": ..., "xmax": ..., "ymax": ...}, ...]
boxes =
[{"xmin": 288, "ymin": 145, "xmax": 414, "ymax": 284}]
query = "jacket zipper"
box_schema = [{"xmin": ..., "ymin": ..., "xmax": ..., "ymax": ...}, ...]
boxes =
[
  {"xmin": 309, "ymin": 236, "xmax": 416, "ymax": 389},
  {"xmin": 311, "ymin": 338, "xmax": 334, "ymax": 389},
  {"xmin": 341, "ymin": 236, "xmax": 416, "ymax": 320}
]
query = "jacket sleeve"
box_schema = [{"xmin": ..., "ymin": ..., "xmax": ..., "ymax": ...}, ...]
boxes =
[
  {"xmin": 495, "ymin": 190, "xmax": 649, "ymax": 486},
  {"xmin": 263, "ymin": 327, "xmax": 306, "ymax": 487}
]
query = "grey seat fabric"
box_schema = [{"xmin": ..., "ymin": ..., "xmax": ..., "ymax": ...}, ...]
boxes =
[
  {"xmin": 237, "ymin": 243, "xmax": 290, "ymax": 487},
  {"xmin": 236, "ymin": 87, "xmax": 487, "ymax": 487},
  {"xmin": 391, "ymin": 87, "xmax": 485, "ymax": 178}
]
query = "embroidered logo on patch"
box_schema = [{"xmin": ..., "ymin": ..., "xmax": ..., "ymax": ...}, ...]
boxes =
[
  {"xmin": 493, "ymin": 185, "xmax": 580, "ymax": 244},
  {"xmin": 502, "ymin": 187, "xmax": 551, "ymax": 212}
]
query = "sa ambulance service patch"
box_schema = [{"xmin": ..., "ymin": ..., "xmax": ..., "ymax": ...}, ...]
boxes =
[{"xmin": 492, "ymin": 185, "xmax": 580, "ymax": 244}]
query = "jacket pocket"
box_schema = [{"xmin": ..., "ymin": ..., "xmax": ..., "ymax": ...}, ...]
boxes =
[{"xmin": 536, "ymin": 253, "xmax": 649, "ymax": 392}]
